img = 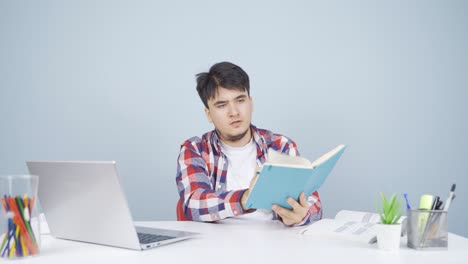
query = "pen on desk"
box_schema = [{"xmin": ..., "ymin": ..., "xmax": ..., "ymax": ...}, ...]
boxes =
[
  {"xmin": 424, "ymin": 192, "xmax": 457, "ymax": 245},
  {"xmin": 404, "ymin": 193, "xmax": 412, "ymax": 210},
  {"xmin": 431, "ymin": 192, "xmax": 456, "ymax": 241},
  {"xmin": 443, "ymin": 184, "xmax": 456, "ymax": 211},
  {"xmin": 424, "ymin": 196, "xmax": 439, "ymax": 235},
  {"xmin": 419, "ymin": 195, "xmax": 439, "ymax": 247},
  {"xmin": 417, "ymin": 194, "xmax": 433, "ymax": 237},
  {"xmin": 431, "ymin": 196, "xmax": 440, "ymax": 210}
]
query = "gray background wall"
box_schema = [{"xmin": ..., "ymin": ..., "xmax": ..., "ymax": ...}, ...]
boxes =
[{"xmin": 1, "ymin": 1, "xmax": 467, "ymax": 237}]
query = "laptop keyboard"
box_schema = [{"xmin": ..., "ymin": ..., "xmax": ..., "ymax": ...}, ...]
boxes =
[{"xmin": 137, "ymin": 232, "xmax": 176, "ymax": 244}]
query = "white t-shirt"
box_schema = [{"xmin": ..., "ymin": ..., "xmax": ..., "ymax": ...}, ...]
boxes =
[{"xmin": 220, "ymin": 139, "xmax": 273, "ymax": 221}]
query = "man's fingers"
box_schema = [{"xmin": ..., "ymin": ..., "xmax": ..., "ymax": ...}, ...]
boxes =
[
  {"xmin": 299, "ymin": 192, "xmax": 309, "ymax": 208},
  {"xmin": 280, "ymin": 216, "xmax": 296, "ymax": 226},
  {"xmin": 273, "ymin": 205, "xmax": 301, "ymax": 226},
  {"xmin": 273, "ymin": 193, "xmax": 311, "ymax": 226},
  {"xmin": 272, "ymin": 204, "xmax": 293, "ymax": 219},
  {"xmin": 287, "ymin": 197, "xmax": 302, "ymax": 211}
]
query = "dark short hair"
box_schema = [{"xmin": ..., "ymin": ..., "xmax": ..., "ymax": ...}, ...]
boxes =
[{"xmin": 195, "ymin": 62, "xmax": 250, "ymax": 108}]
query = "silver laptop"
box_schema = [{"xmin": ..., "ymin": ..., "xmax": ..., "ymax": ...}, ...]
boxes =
[{"xmin": 26, "ymin": 161, "xmax": 198, "ymax": 250}]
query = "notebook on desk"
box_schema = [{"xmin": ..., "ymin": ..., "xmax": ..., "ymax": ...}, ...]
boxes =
[{"xmin": 26, "ymin": 160, "xmax": 198, "ymax": 250}]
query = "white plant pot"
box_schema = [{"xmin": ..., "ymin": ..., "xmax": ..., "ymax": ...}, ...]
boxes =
[{"xmin": 377, "ymin": 223, "xmax": 402, "ymax": 251}]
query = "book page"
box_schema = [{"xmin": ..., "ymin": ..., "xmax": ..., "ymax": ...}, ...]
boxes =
[
  {"xmin": 335, "ymin": 210, "xmax": 407, "ymax": 224},
  {"xmin": 266, "ymin": 148, "xmax": 312, "ymax": 166},
  {"xmin": 310, "ymin": 144, "xmax": 346, "ymax": 167},
  {"xmin": 334, "ymin": 210, "xmax": 381, "ymax": 223},
  {"xmin": 299, "ymin": 219, "xmax": 378, "ymax": 244},
  {"xmin": 334, "ymin": 210, "xmax": 407, "ymax": 236}
]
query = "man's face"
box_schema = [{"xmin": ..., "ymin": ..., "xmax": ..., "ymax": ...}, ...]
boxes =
[{"xmin": 205, "ymin": 86, "xmax": 253, "ymax": 146}]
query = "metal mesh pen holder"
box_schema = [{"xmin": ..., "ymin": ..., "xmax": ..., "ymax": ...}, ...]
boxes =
[{"xmin": 406, "ymin": 209, "xmax": 448, "ymax": 249}]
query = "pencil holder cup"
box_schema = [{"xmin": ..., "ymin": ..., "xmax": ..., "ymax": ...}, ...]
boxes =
[
  {"xmin": 0, "ymin": 175, "xmax": 41, "ymax": 259},
  {"xmin": 406, "ymin": 209, "xmax": 448, "ymax": 249}
]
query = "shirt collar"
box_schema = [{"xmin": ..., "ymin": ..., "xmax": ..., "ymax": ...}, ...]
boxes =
[{"xmin": 210, "ymin": 124, "xmax": 266, "ymax": 157}]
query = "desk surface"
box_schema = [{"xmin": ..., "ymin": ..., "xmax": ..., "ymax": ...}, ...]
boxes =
[{"xmin": 25, "ymin": 220, "xmax": 468, "ymax": 264}]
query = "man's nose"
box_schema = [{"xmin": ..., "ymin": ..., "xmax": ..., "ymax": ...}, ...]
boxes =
[{"xmin": 228, "ymin": 103, "xmax": 239, "ymax": 116}]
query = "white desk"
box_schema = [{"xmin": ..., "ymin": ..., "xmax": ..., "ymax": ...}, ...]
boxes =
[{"xmin": 23, "ymin": 220, "xmax": 468, "ymax": 264}]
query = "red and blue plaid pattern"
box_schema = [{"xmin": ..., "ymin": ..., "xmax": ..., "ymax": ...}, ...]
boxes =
[{"xmin": 176, "ymin": 125, "xmax": 322, "ymax": 225}]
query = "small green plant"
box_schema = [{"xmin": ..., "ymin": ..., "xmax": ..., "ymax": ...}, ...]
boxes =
[{"xmin": 377, "ymin": 192, "xmax": 402, "ymax": 225}]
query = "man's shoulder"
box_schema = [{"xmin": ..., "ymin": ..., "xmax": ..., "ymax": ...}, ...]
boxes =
[
  {"xmin": 181, "ymin": 136, "xmax": 202, "ymax": 147},
  {"xmin": 254, "ymin": 126, "xmax": 295, "ymax": 144},
  {"xmin": 253, "ymin": 125, "xmax": 298, "ymax": 154},
  {"xmin": 180, "ymin": 130, "xmax": 215, "ymax": 151}
]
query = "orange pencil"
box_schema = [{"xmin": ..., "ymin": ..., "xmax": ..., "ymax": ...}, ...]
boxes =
[
  {"xmin": 1, "ymin": 197, "xmax": 7, "ymax": 211},
  {"xmin": 30, "ymin": 197, "xmax": 35, "ymax": 212}
]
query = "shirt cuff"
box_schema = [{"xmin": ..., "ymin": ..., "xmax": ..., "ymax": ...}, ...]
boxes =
[{"xmin": 233, "ymin": 189, "xmax": 255, "ymax": 215}]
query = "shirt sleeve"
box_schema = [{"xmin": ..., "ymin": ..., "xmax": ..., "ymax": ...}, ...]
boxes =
[{"xmin": 176, "ymin": 139, "xmax": 248, "ymax": 222}]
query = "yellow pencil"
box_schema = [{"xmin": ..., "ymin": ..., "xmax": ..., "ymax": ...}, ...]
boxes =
[
  {"xmin": 14, "ymin": 226, "xmax": 20, "ymax": 257},
  {"xmin": 9, "ymin": 237, "xmax": 16, "ymax": 258},
  {"xmin": 24, "ymin": 194, "xmax": 29, "ymax": 211},
  {"xmin": 20, "ymin": 235, "xmax": 28, "ymax": 256}
]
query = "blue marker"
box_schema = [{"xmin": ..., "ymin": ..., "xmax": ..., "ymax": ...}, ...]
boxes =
[{"xmin": 404, "ymin": 193, "xmax": 412, "ymax": 210}]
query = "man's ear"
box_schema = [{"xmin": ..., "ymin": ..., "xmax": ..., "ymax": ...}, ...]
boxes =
[{"xmin": 204, "ymin": 107, "xmax": 213, "ymax": 123}]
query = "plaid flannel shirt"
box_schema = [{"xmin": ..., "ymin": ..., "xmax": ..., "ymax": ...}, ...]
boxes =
[{"xmin": 176, "ymin": 125, "xmax": 322, "ymax": 225}]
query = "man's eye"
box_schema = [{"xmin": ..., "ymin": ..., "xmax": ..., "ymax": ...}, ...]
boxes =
[
  {"xmin": 238, "ymin": 99, "xmax": 245, "ymax": 103},
  {"xmin": 217, "ymin": 104, "xmax": 226, "ymax": 108}
]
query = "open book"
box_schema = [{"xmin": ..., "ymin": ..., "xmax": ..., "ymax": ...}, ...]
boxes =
[
  {"xmin": 245, "ymin": 144, "xmax": 346, "ymax": 210},
  {"xmin": 299, "ymin": 210, "xmax": 407, "ymax": 244}
]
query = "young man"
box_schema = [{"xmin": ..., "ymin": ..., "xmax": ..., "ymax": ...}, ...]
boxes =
[{"xmin": 176, "ymin": 62, "xmax": 322, "ymax": 226}]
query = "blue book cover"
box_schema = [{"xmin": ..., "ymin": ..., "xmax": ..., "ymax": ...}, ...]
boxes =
[{"xmin": 245, "ymin": 144, "xmax": 347, "ymax": 210}]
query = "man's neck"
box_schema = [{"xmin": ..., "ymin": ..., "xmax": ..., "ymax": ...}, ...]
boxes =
[{"xmin": 220, "ymin": 128, "xmax": 252, "ymax": 148}]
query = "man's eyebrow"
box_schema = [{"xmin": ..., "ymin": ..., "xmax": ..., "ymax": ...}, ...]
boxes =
[
  {"xmin": 213, "ymin": 94, "xmax": 248, "ymax": 106},
  {"xmin": 213, "ymin": 100, "xmax": 228, "ymax": 106},
  {"xmin": 235, "ymin": 95, "xmax": 248, "ymax": 100}
]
